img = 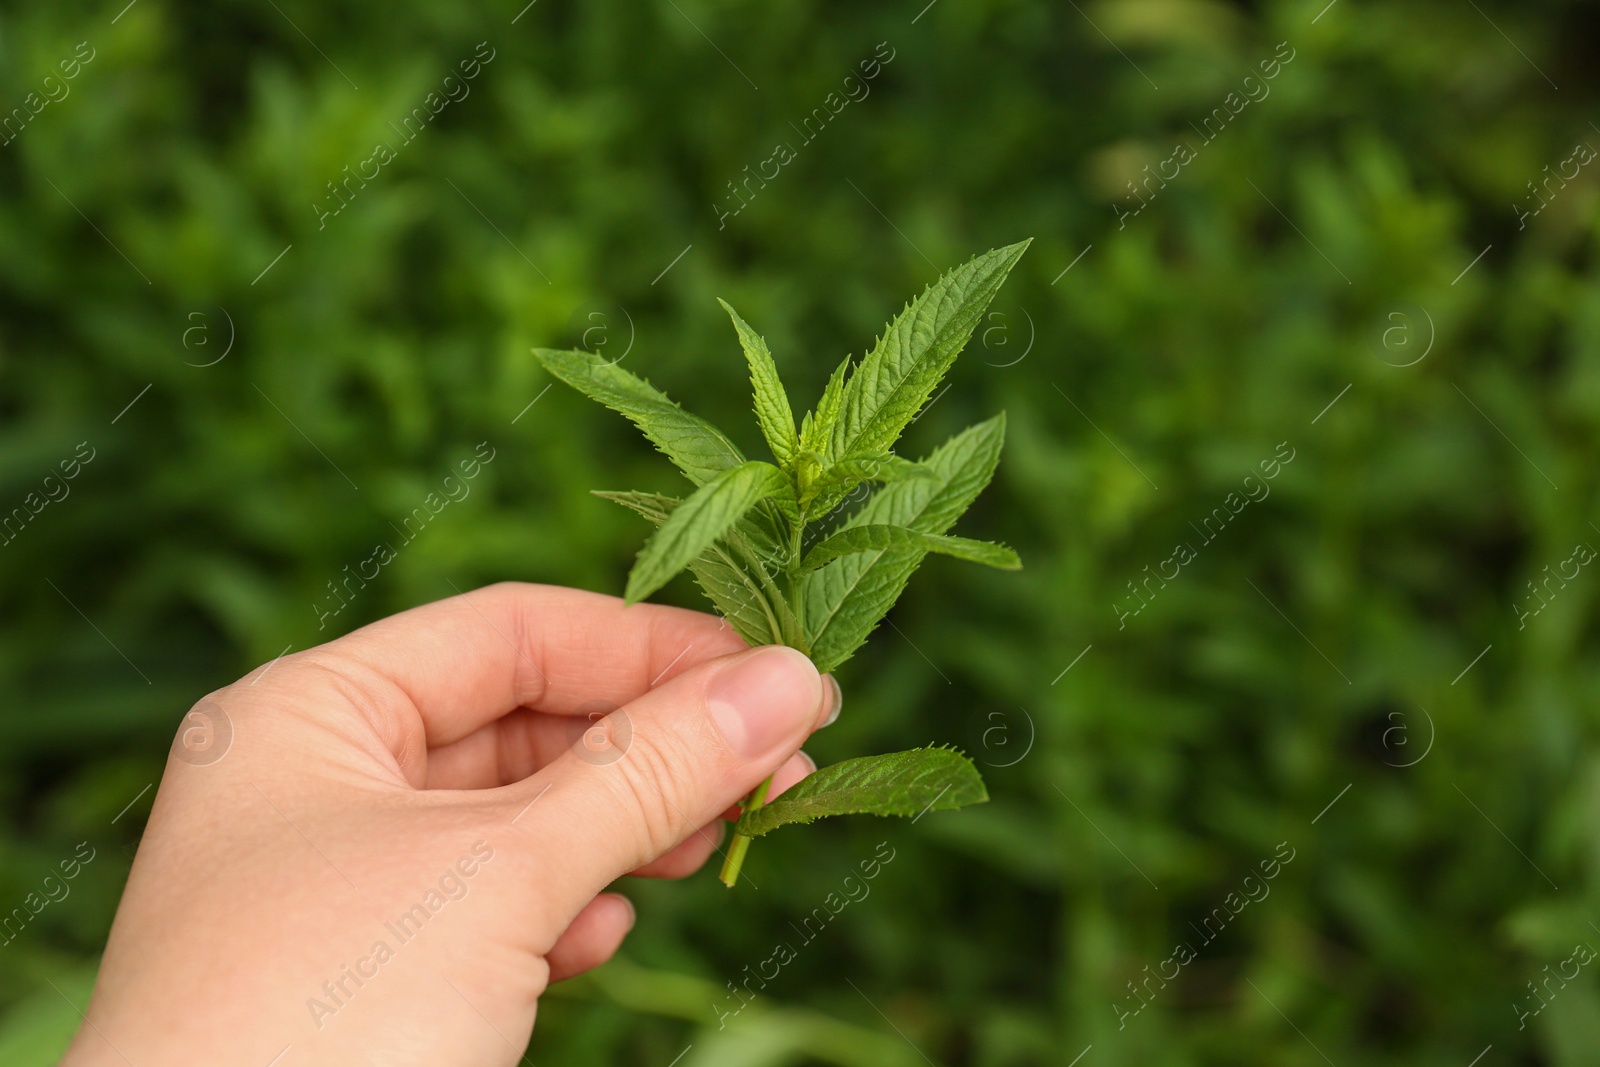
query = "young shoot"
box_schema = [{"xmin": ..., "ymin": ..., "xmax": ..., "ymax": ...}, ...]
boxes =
[{"xmin": 534, "ymin": 240, "xmax": 1029, "ymax": 886}]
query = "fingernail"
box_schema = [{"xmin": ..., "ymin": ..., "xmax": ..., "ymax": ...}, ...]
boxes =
[
  {"xmin": 707, "ymin": 646, "xmax": 822, "ymax": 757},
  {"xmin": 797, "ymin": 749, "xmax": 817, "ymax": 774},
  {"xmin": 617, "ymin": 894, "xmax": 637, "ymax": 930},
  {"xmin": 820, "ymin": 675, "xmax": 843, "ymax": 728}
]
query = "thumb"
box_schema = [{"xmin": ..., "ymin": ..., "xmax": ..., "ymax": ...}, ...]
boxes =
[{"xmin": 518, "ymin": 644, "xmax": 825, "ymax": 914}]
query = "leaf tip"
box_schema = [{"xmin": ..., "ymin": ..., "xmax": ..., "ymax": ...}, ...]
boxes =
[
  {"xmin": 622, "ymin": 566, "xmax": 654, "ymax": 605},
  {"xmin": 716, "ymin": 297, "xmax": 752, "ymax": 333},
  {"xmin": 998, "ymin": 237, "xmax": 1033, "ymax": 261}
]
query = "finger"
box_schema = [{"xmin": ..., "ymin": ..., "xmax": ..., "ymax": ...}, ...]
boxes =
[
  {"xmin": 546, "ymin": 893, "xmax": 636, "ymax": 983},
  {"xmin": 422, "ymin": 707, "xmax": 573, "ymax": 790},
  {"xmin": 719, "ymin": 749, "xmax": 816, "ymax": 821},
  {"xmin": 520, "ymin": 644, "xmax": 824, "ymax": 918},
  {"xmin": 629, "ymin": 820, "xmax": 724, "ymax": 879},
  {"xmin": 819, "ymin": 674, "xmax": 843, "ymax": 728},
  {"xmin": 425, "ymin": 671, "xmax": 835, "ymax": 792},
  {"xmin": 289, "ymin": 582, "xmax": 746, "ymax": 780},
  {"xmin": 427, "ymin": 685, "xmax": 830, "ymax": 793}
]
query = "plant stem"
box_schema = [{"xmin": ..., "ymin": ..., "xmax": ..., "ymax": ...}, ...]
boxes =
[
  {"xmin": 719, "ymin": 509, "xmax": 808, "ymax": 889},
  {"xmin": 718, "ymin": 774, "xmax": 772, "ymax": 887},
  {"xmin": 787, "ymin": 516, "xmax": 807, "ymax": 637}
]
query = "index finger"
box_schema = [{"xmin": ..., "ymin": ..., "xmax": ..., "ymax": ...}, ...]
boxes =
[{"xmin": 306, "ymin": 581, "xmax": 747, "ymax": 749}]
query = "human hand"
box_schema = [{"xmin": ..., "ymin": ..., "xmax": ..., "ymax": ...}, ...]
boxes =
[{"xmin": 60, "ymin": 582, "xmax": 837, "ymax": 1066}]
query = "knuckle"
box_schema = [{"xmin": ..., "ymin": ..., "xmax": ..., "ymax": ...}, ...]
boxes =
[{"xmin": 605, "ymin": 732, "xmax": 697, "ymax": 857}]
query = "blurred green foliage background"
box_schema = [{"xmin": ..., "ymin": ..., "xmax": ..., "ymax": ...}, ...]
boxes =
[{"xmin": 2, "ymin": 0, "xmax": 1599, "ymax": 1063}]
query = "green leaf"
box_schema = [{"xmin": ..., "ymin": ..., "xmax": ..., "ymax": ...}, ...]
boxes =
[
  {"xmin": 803, "ymin": 413, "xmax": 1007, "ymax": 672},
  {"xmin": 597, "ymin": 491, "xmax": 800, "ymax": 645},
  {"xmin": 624, "ymin": 461, "xmax": 793, "ymax": 604},
  {"xmin": 735, "ymin": 747, "xmax": 988, "ymax": 838},
  {"xmin": 799, "ymin": 354, "xmax": 852, "ymax": 454},
  {"xmin": 799, "ymin": 524, "xmax": 1020, "ymax": 575},
  {"xmin": 701, "ymin": 538, "xmax": 804, "ymax": 646},
  {"xmin": 827, "ymin": 241, "xmax": 1029, "ymax": 463},
  {"xmin": 533, "ymin": 347, "xmax": 745, "ymax": 486},
  {"xmin": 593, "ymin": 489, "xmax": 677, "ymax": 525},
  {"xmin": 718, "ymin": 299, "xmax": 798, "ymax": 467},
  {"xmin": 802, "ymin": 451, "xmax": 935, "ymax": 516}
]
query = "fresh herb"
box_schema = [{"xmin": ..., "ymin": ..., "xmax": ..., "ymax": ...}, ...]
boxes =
[{"xmin": 534, "ymin": 240, "xmax": 1029, "ymax": 886}]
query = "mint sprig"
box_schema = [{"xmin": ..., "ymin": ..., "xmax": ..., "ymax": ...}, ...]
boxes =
[{"xmin": 534, "ymin": 240, "xmax": 1029, "ymax": 886}]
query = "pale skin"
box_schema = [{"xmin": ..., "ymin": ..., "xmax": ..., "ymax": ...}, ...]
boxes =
[{"xmin": 60, "ymin": 582, "xmax": 836, "ymax": 1066}]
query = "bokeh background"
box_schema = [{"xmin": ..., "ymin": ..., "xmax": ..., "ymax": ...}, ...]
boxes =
[{"xmin": 3, "ymin": 0, "xmax": 1599, "ymax": 1063}]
